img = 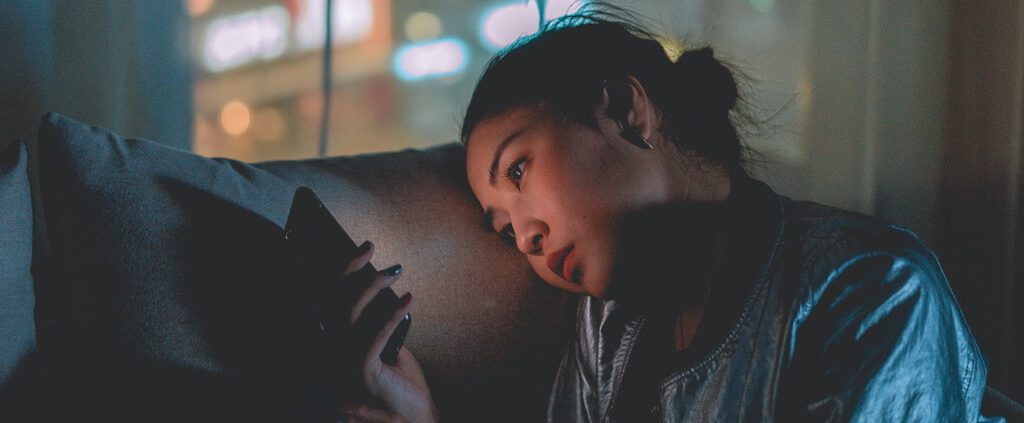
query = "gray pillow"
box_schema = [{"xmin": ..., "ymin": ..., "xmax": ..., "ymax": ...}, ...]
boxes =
[
  {"xmin": 34, "ymin": 112, "xmax": 570, "ymax": 420},
  {"xmin": 0, "ymin": 140, "xmax": 35, "ymax": 386}
]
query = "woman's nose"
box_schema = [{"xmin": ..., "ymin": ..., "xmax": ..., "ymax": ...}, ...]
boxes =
[{"xmin": 515, "ymin": 219, "xmax": 547, "ymax": 256}]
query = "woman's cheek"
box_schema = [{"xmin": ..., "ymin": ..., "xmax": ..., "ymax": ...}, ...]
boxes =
[{"xmin": 528, "ymin": 257, "xmax": 557, "ymax": 284}]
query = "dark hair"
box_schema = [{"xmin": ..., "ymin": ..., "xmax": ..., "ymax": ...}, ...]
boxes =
[{"xmin": 461, "ymin": 4, "xmax": 749, "ymax": 173}]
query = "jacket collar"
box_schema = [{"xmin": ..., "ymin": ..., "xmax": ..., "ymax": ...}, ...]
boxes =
[{"xmin": 589, "ymin": 173, "xmax": 788, "ymax": 421}]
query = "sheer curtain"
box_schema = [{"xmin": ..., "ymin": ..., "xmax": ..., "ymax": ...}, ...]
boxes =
[
  {"xmin": 666, "ymin": 0, "xmax": 1022, "ymax": 400},
  {"xmin": 636, "ymin": 0, "xmax": 950, "ymax": 243}
]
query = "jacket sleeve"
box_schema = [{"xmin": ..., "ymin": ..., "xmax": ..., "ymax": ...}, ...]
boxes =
[{"xmin": 778, "ymin": 247, "xmax": 988, "ymax": 422}]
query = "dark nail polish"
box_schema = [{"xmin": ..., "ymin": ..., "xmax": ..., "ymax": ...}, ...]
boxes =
[
  {"xmin": 381, "ymin": 264, "xmax": 403, "ymax": 276},
  {"xmin": 400, "ymin": 292, "xmax": 412, "ymax": 306},
  {"xmin": 358, "ymin": 241, "xmax": 371, "ymax": 252}
]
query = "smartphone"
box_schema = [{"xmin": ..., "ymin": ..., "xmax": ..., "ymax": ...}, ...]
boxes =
[{"xmin": 284, "ymin": 186, "xmax": 410, "ymax": 366}]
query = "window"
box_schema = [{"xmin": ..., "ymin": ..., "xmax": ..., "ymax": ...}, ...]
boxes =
[{"xmin": 188, "ymin": 0, "xmax": 593, "ymax": 161}]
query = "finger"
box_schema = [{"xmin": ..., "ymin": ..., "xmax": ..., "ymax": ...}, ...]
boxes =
[
  {"xmin": 343, "ymin": 241, "xmax": 374, "ymax": 276},
  {"xmin": 350, "ymin": 265, "xmax": 403, "ymax": 324},
  {"xmin": 395, "ymin": 347, "xmax": 423, "ymax": 374},
  {"xmin": 364, "ymin": 293, "xmax": 413, "ymax": 376},
  {"xmin": 341, "ymin": 403, "xmax": 403, "ymax": 423}
]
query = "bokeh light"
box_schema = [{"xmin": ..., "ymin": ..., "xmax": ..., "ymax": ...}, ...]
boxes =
[
  {"xmin": 294, "ymin": 0, "xmax": 374, "ymax": 50},
  {"xmin": 202, "ymin": 5, "xmax": 290, "ymax": 72},
  {"xmin": 220, "ymin": 100, "xmax": 252, "ymax": 136},
  {"xmin": 478, "ymin": 0, "xmax": 588, "ymax": 51},
  {"xmin": 404, "ymin": 11, "xmax": 443, "ymax": 42},
  {"xmin": 479, "ymin": 1, "xmax": 541, "ymax": 51},
  {"xmin": 393, "ymin": 37, "xmax": 469, "ymax": 82},
  {"xmin": 185, "ymin": 0, "xmax": 215, "ymax": 18}
]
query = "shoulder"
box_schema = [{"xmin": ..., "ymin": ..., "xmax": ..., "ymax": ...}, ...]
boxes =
[
  {"xmin": 780, "ymin": 198, "xmax": 930, "ymax": 261},
  {"xmin": 774, "ymin": 198, "xmax": 975, "ymax": 355},
  {"xmin": 777, "ymin": 198, "xmax": 945, "ymax": 303},
  {"xmin": 774, "ymin": 199, "xmax": 988, "ymax": 418}
]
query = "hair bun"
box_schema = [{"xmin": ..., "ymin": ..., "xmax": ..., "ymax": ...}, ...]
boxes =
[{"xmin": 674, "ymin": 47, "xmax": 738, "ymax": 114}]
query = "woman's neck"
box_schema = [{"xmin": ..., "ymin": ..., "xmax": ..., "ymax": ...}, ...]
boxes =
[
  {"xmin": 673, "ymin": 228, "xmax": 728, "ymax": 351},
  {"xmin": 664, "ymin": 153, "xmax": 733, "ymax": 205}
]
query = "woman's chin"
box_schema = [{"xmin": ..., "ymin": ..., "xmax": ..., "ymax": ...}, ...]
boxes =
[{"xmin": 579, "ymin": 275, "xmax": 616, "ymax": 299}]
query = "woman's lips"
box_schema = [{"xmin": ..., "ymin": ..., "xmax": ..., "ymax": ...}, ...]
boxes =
[
  {"xmin": 562, "ymin": 248, "xmax": 577, "ymax": 282},
  {"xmin": 546, "ymin": 245, "xmax": 576, "ymax": 283}
]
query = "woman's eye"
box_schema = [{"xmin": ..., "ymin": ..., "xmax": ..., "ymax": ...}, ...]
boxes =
[{"xmin": 506, "ymin": 158, "xmax": 526, "ymax": 188}]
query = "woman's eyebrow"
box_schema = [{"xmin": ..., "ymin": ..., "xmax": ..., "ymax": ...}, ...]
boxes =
[{"xmin": 488, "ymin": 128, "xmax": 528, "ymax": 186}]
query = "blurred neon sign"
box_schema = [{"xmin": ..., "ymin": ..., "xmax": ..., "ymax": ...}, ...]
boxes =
[
  {"xmin": 203, "ymin": 5, "xmax": 290, "ymax": 72},
  {"xmin": 201, "ymin": 0, "xmax": 374, "ymax": 73},
  {"xmin": 294, "ymin": 0, "xmax": 374, "ymax": 51},
  {"xmin": 479, "ymin": 0, "xmax": 587, "ymax": 51},
  {"xmin": 393, "ymin": 38, "xmax": 469, "ymax": 82},
  {"xmin": 479, "ymin": 2, "xmax": 540, "ymax": 51}
]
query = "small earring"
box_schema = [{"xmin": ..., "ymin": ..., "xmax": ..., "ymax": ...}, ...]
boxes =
[{"xmin": 623, "ymin": 127, "xmax": 654, "ymax": 150}]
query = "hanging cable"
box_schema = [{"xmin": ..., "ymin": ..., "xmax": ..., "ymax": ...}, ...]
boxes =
[{"xmin": 318, "ymin": 0, "xmax": 334, "ymax": 157}]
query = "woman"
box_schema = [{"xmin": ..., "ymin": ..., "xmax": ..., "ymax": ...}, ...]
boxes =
[{"xmin": 339, "ymin": 7, "xmax": 989, "ymax": 422}]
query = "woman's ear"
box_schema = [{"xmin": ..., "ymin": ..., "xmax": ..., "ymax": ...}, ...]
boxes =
[
  {"xmin": 602, "ymin": 79, "xmax": 632, "ymax": 130},
  {"xmin": 602, "ymin": 75, "xmax": 654, "ymax": 145}
]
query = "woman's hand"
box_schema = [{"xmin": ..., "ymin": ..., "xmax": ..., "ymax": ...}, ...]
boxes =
[{"xmin": 339, "ymin": 242, "xmax": 439, "ymax": 423}]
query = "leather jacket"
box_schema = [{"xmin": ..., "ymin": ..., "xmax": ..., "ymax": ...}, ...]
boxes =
[{"xmin": 547, "ymin": 176, "xmax": 990, "ymax": 422}]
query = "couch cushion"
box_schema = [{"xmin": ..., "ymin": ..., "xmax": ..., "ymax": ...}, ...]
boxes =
[
  {"xmin": 0, "ymin": 140, "xmax": 35, "ymax": 386},
  {"xmin": 33, "ymin": 112, "xmax": 570, "ymax": 420},
  {"xmin": 257, "ymin": 149, "xmax": 574, "ymax": 421}
]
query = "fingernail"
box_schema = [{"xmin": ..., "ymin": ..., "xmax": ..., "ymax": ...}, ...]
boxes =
[
  {"xmin": 358, "ymin": 241, "xmax": 372, "ymax": 252},
  {"xmin": 381, "ymin": 264, "xmax": 403, "ymax": 276},
  {"xmin": 400, "ymin": 292, "xmax": 412, "ymax": 307}
]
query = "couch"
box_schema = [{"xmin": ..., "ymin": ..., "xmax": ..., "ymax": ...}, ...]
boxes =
[
  {"xmin": 0, "ymin": 113, "xmax": 575, "ymax": 422},
  {"xmin": 4, "ymin": 114, "xmax": 1021, "ymax": 422}
]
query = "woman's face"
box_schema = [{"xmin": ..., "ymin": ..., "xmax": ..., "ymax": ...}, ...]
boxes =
[{"xmin": 466, "ymin": 104, "xmax": 676, "ymax": 298}]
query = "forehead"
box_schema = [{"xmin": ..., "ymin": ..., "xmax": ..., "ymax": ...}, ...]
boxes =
[{"xmin": 465, "ymin": 106, "xmax": 546, "ymax": 183}]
